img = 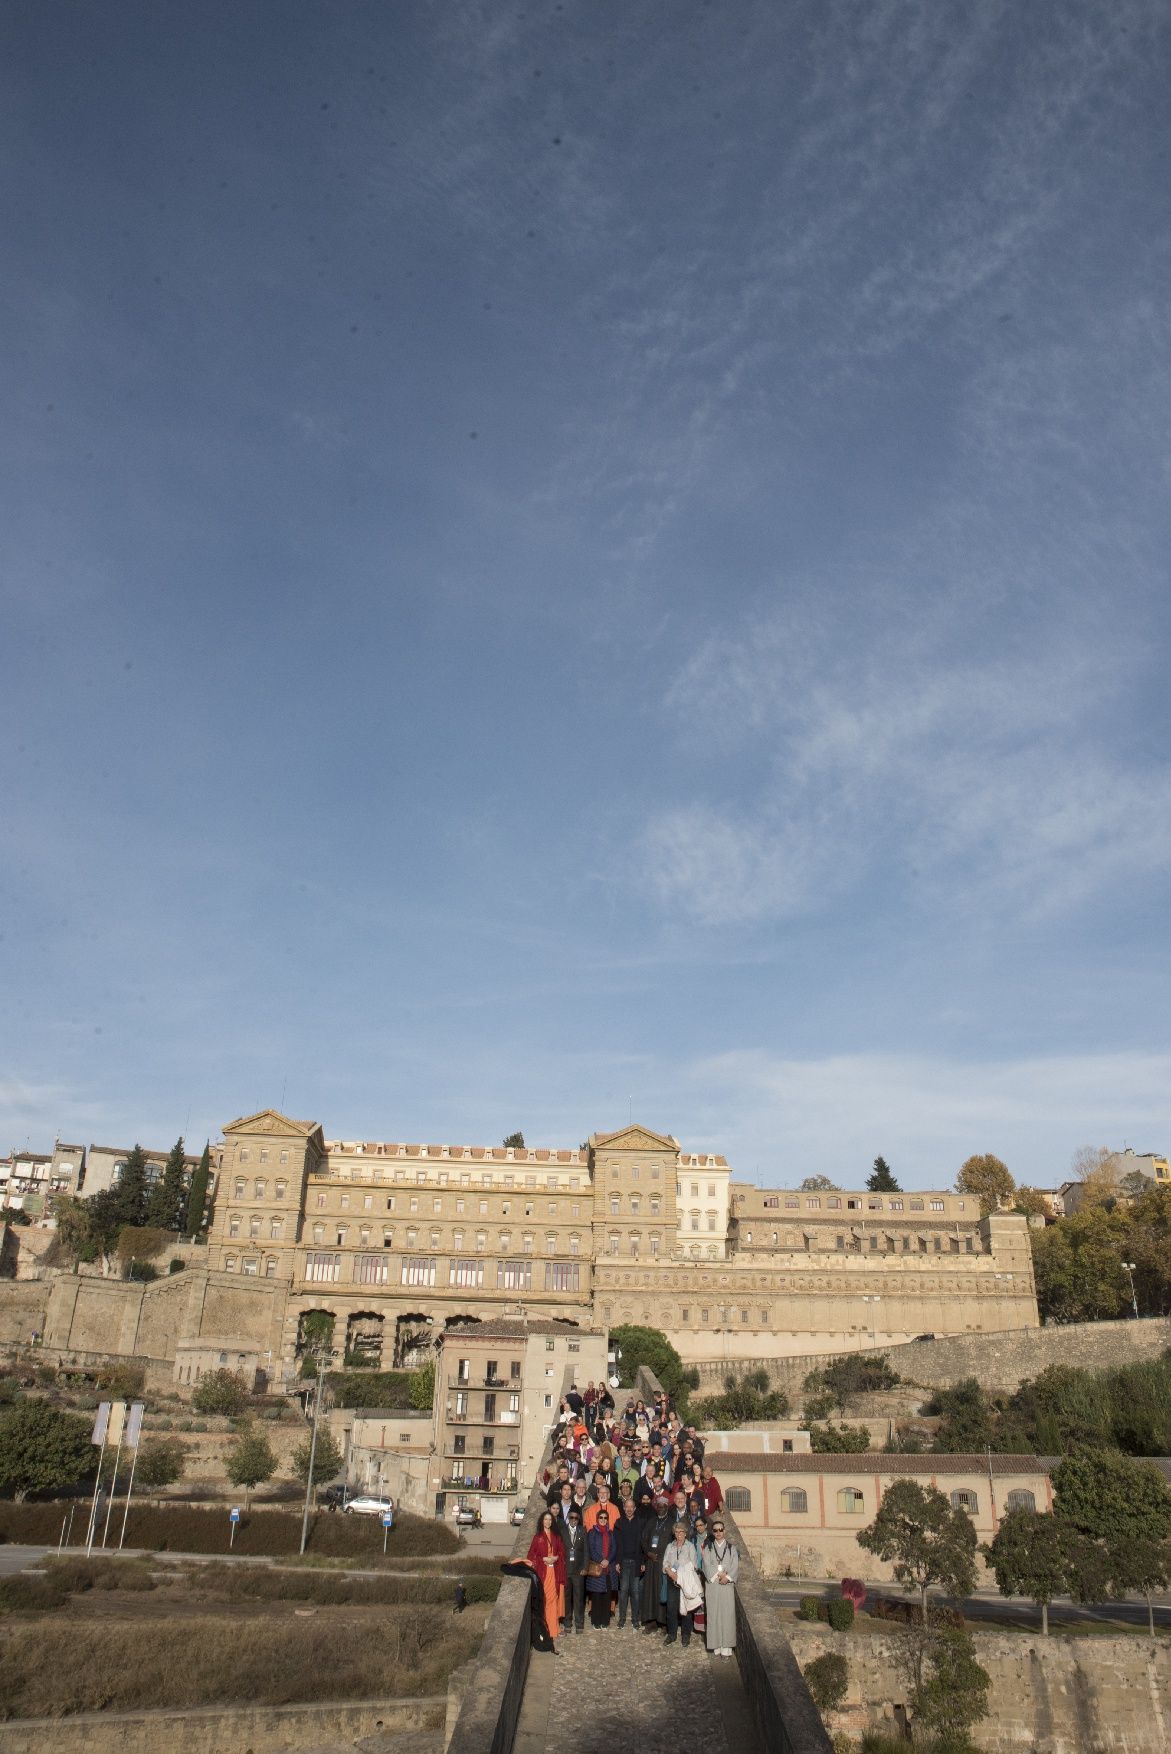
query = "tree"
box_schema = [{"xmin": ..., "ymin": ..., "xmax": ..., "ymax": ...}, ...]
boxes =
[
  {"xmin": 184, "ymin": 1143, "xmax": 212, "ymax": 1238},
  {"xmin": 1013, "ymin": 1186, "xmax": 1051, "ymax": 1219},
  {"xmin": 146, "ymin": 1137, "xmax": 187, "ymax": 1231},
  {"xmin": 908, "ymin": 1623, "xmax": 990, "ymax": 1751},
  {"xmin": 292, "ymin": 1426, "xmax": 343, "ymax": 1486},
  {"xmin": 135, "ymin": 1437, "xmax": 186, "ymax": 1505},
  {"xmin": 191, "ymin": 1368, "xmax": 250, "ymax": 1416},
  {"xmin": 1030, "ymin": 1208, "xmax": 1131, "ymax": 1324},
  {"xmin": 803, "ymin": 1650, "xmax": 848, "ymax": 1714},
  {"xmin": 607, "ymin": 1325, "xmax": 691, "ymax": 1407},
  {"xmin": 0, "ymin": 1398, "xmax": 94, "ymax": 1500},
  {"xmin": 806, "ymin": 1352, "xmax": 900, "ymax": 1413},
  {"xmin": 982, "ymin": 1507, "xmax": 1072, "ymax": 1634},
  {"xmin": 408, "ymin": 1360, "xmax": 435, "ymax": 1409},
  {"xmin": 693, "ymin": 1373, "xmax": 789, "ymax": 1429},
  {"xmin": 225, "ymin": 1427, "xmax": 277, "ymax": 1508},
  {"xmin": 807, "ymin": 1421, "xmax": 870, "ymax": 1453},
  {"xmin": 867, "ymin": 1157, "xmax": 900, "ymax": 1192},
  {"xmin": 54, "ymin": 1188, "xmax": 125, "ymax": 1273},
  {"xmin": 956, "ymin": 1154, "xmax": 1014, "ymax": 1216},
  {"xmin": 1052, "ymin": 1450, "xmax": 1171, "ymax": 1636},
  {"xmin": 502, "ymin": 1132, "xmax": 525, "ymax": 1150},
  {"xmin": 857, "ymin": 1478, "xmax": 978, "ymax": 1621},
  {"xmin": 800, "ymin": 1174, "xmax": 838, "ymax": 1191},
  {"xmin": 112, "ymin": 1145, "xmax": 149, "ymax": 1230},
  {"xmin": 930, "ymin": 1378, "xmax": 996, "ymax": 1454}
]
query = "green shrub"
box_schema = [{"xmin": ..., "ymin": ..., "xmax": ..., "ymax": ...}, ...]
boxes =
[
  {"xmin": 798, "ymin": 1595, "xmax": 823, "ymax": 1621},
  {"xmin": 168, "ymin": 1258, "xmax": 186, "ymax": 1273},
  {"xmin": 323, "ymin": 1370, "xmax": 413, "ymax": 1410},
  {"xmin": 0, "ymin": 1575, "xmax": 68, "ymax": 1612},
  {"xmin": 460, "ymin": 1574, "xmax": 502, "ymax": 1604},
  {"xmin": 191, "ymin": 1370, "xmax": 249, "ymax": 1416},
  {"xmin": 826, "ymin": 1596, "xmax": 855, "ymax": 1632},
  {"xmin": 96, "ymin": 1362, "xmax": 147, "ymax": 1399},
  {"xmin": 804, "ymin": 1649, "xmax": 849, "ymax": 1713},
  {"xmin": 0, "ymin": 1501, "xmax": 458, "ymax": 1558}
]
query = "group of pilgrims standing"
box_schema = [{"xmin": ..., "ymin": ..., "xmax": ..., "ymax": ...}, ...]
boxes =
[{"xmin": 521, "ymin": 1381, "xmax": 740, "ymax": 1657}]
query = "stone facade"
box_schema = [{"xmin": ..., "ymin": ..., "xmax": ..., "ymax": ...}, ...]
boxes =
[
  {"xmin": 789, "ymin": 1624, "xmax": 1171, "ymax": 1753},
  {"xmin": 199, "ymin": 1111, "xmax": 1038, "ymax": 1371}
]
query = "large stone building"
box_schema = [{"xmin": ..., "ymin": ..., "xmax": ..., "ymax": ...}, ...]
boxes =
[{"xmin": 194, "ymin": 1109, "xmax": 1038, "ymax": 1373}]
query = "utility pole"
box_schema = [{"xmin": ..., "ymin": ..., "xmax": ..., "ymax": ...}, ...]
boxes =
[{"xmin": 299, "ymin": 1344, "xmax": 330, "ymax": 1555}]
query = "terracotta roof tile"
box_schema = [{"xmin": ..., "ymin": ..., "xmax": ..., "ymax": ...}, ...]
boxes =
[{"xmin": 713, "ymin": 1451, "xmax": 1054, "ymax": 1475}]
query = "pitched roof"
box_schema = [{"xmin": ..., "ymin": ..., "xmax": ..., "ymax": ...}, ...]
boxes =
[
  {"xmin": 714, "ymin": 1451, "xmax": 1057, "ymax": 1476},
  {"xmin": 438, "ymin": 1319, "xmax": 601, "ymax": 1341}
]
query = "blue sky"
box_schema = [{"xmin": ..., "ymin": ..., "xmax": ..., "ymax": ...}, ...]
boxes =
[{"xmin": 3, "ymin": 0, "xmax": 1170, "ymax": 1188}]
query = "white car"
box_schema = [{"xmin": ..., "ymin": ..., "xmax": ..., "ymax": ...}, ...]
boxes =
[{"xmin": 343, "ymin": 1495, "xmax": 394, "ymax": 1517}]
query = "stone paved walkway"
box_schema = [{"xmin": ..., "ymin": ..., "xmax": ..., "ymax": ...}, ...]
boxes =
[{"xmin": 513, "ymin": 1620, "xmax": 763, "ymax": 1754}]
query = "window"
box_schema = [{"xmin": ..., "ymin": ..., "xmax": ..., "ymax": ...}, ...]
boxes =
[
  {"xmin": 229, "ymin": 1214, "xmax": 241, "ymax": 1237},
  {"xmin": 837, "ymin": 1489, "xmax": 865, "ymax": 1513},
  {"xmin": 700, "ymin": 1308, "xmax": 709, "ymax": 1323},
  {"xmin": 1006, "ymin": 1489, "xmax": 1036, "ymax": 1512},
  {"xmin": 264, "ymin": 1256, "xmax": 276, "ymax": 1277},
  {"xmin": 429, "ymin": 1228, "xmax": 441, "ymax": 1248},
  {"xmin": 409, "ymin": 1196, "xmax": 419, "ymax": 1213},
  {"xmin": 726, "ymin": 1488, "xmax": 751, "ymax": 1513},
  {"xmin": 386, "ymin": 1195, "xmax": 395, "ymax": 1211},
  {"xmin": 270, "ymin": 1216, "xmax": 283, "ymax": 1238},
  {"xmin": 449, "ymin": 1259, "xmax": 484, "ymax": 1289},
  {"xmin": 545, "ymin": 1233, "xmax": 557, "ymax": 1253},
  {"xmin": 931, "ymin": 1200, "xmax": 945, "ymax": 1212},
  {"xmin": 497, "ymin": 1259, "xmax": 532, "ymax": 1291},
  {"xmin": 610, "ymin": 1197, "xmax": 620, "ymax": 1216},
  {"xmin": 910, "ymin": 1199, "xmax": 924, "ymax": 1211},
  {"xmin": 275, "ymin": 1180, "xmax": 287, "ymax": 1199},
  {"xmin": 239, "ymin": 1150, "xmax": 250, "ymax": 1163},
  {"xmin": 650, "ymin": 1233, "xmax": 660, "ymax": 1256},
  {"xmin": 681, "ymin": 1307, "xmax": 690, "ymax": 1322},
  {"xmin": 784, "ymin": 1198, "xmax": 798, "ymax": 1209},
  {"xmin": 707, "ymin": 1182, "xmax": 715, "ymax": 1198},
  {"xmin": 631, "ymin": 1165, "xmax": 639, "ymax": 1180},
  {"xmin": 827, "ymin": 1196, "xmax": 841, "ymax": 1209},
  {"xmin": 650, "ymin": 1198, "xmax": 660, "ymax": 1216},
  {"xmin": 760, "ymin": 1309, "xmax": 769, "ymax": 1323},
  {"xmin": 233, "ymin": 1178, "xmax": 245, "ymax": 1198},
  {"xmin": 354, "ymin": 1254, "xmax": 389, "ymax": 1285},
  {"xmin": 522, "ymin": 1232, "xmax": 533, "ymax": 1253},
  {"xmin": 476, "ymin": 1231, "xmax": 487, "ymax": 1251},
  {"xmin": 691, "ymin": 1215, "xmax": 700, "ymax": 1231},
  {"xmin": 951, "ymin": 1490, "xmax": 978, "ymax": 1513},
  {"xmin": 691, "ymin": 1182, "xmax": 699, "ymax": 1197},
  {"xmin": 383, "ymin": 1228, "xmax": 393, "ymax": 1246},
  {"xmin": 745, "ymin": 1230, "xmax": 753, "ymax": 1244},
  {"xmin": 608, "ymin": 1233, "xmax": 620, "ymax": 1255},
  {"xmin": 433, "ymin": 1198, "xmax": 442, "ymax": 1215},
  {"xmin": 741, "ymin": 1308, "xmax": 749, "ymax": 1323},
  {"xmin": 545, "ymin": 1262, "xmax": 580, "ymax": 1292},
  {"xmin": 453, "ymin": 1228, "xmax": 464, "ymax": 1249},
  {"xmin": 249, "ymin": 1215, "xmax": 261, "ymax": 1238},
  {"xmin": 570, "ymin": 1234, "xmax": 580, "ymax": 1255},
  {"xmin": 401, "ymin": 1256, "xmax": 437, "ymax": 1287},
  {"xmin": 340, "ymin": 1193, "xmax": 350, "ymax": 1210},
  {"xmin": 280, "ymin": 1150, "xmax": 289, "ymax": 1164},
  {"xmin": 630, "ymin": 1197, "xmax": 640, "ymax": 1215},
  {"xmin": 312, "ymin": 1222, "xmax": 324, "ymax": 1242},
  {"xmin": 499, "ymin": 1231, "xmax": 512, "ymax": 1250},
  {"xmin": 781, "ymin": 1488, "xmax": 807, "ymax": 1512},
  {"xmin": 890, "ymin": 1198, "xmax": 903, "ymax": 1210},
  {"xmin": 305, "ymin": 1251, "xmax": 341, "ymax": 1282},
  {"xmin": 224, "ymin": 1253, "xmax": 237, "ymax": 1271}
]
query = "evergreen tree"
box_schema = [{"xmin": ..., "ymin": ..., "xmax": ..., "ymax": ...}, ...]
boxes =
[
  {"xmin": 867, "ymin": 1156, "xmax": 900, "ymax": 1192},
  {"xmin": 857, "ymin": 1478, "xmax": 978, "ymax": 1622},
  {"xmin": 184, "ymin": 1143, "xmax": 211, "ymax": 1239},
  {"xmin": 225, "ymin": 1427, "xmax": 277, "ymax": 1508},
  {"xmin": 113, "ymin": 1144, "xmax": 149, "ymax": 1230},
  {"xmin": 146, "ymin": 1137, "xmax": 187, "ymax": 1231},
  {"xmin": 292, "ymin": 1427, "xmax": 343, "ymax": 1486},
  {"xmin": 502, "ymin": 1131, "xmax": 525, "ymax": 1149},
  {"xmin": 982, "ymin": 1506, "xmax": 1073, "ymax": 1634}
]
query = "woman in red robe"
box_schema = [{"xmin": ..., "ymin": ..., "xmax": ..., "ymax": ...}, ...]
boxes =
[{"xmin": 527, "ymin": 1509, "xmax": 566, "ymax": 1650}]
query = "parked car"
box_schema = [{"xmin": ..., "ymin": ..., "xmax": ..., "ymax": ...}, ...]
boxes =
[
  {"xmin": 344, "ymin": 1494, "xmax": 395, "ymax": 1517},
  {"xmin": 510, "ymin": 1504, "xmax": 526, "ymax": 1525},
  {"xmin": 454, "ymin": 1504, "xmax": 481, "ymax": 1527}
]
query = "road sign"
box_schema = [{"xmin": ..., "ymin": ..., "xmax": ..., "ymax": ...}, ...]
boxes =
[
  {"xmin": 381, "ymin": 1511, "xmax": 393, "ymax": 1526},
  {"xmin": 229, "ymin": 1507, "xmax": 241, "ymax": 1522}
]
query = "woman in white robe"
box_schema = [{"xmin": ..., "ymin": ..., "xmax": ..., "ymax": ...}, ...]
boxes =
[{"xmin": 701, "ymin": 1517, "xmax": 740, "ymax": 1656}]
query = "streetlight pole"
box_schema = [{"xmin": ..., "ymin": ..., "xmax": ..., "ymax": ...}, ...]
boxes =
[{"xmin": 1122, "ymin": 1262, "xmax": 1139, "ymax": 1319}]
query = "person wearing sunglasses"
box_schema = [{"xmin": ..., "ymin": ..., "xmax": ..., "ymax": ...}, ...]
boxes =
[{"xmin": 701, "ymin": 1517, "xmax": 739, "ymax": 1657}]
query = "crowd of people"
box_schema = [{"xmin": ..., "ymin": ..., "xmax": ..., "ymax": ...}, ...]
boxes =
[{"xmin": 523, "ymin": 1383, "xmax": 739, "ymax": 1657}]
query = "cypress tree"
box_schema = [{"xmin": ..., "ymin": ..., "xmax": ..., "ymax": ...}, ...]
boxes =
[
  {"xmin": 184, "ymin": 1143, "xmax": 211, "ymax": 1238},
  {"xmin": 114, "ymin": 1144, "xmax": 149, "ymax": 1229},
  {"xmin": 867, "ymin": 1156, "xmax": 901, "ymax": 1192},
  {"xmin": 146, "ymin": 1137, "xmax": 187, "ymax": 1231}
]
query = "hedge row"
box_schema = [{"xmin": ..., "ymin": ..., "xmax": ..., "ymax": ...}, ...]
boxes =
[{"xmin": 0, "ymin": 1501, "xmax": 458, "ymax": 1557}]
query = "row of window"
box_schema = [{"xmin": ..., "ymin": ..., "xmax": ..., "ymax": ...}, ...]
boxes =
[
  {"xmin": 741, "ymin": 1230, "xmax": 976, "ymax": 1254},
  {"xmin": 758, "ymin": 1195, "xmax": 955, "ymax": 1213},
  {"xmin": 309, "ymin": 1223, "xmax": 589, "ymax": 1253},
  {"xmin": 233, "ymin": 1177, "xmax": 289, "ymax": 1201},
  {"xmin": 764, "ymin": 1486, "xmax": 1034, "ymax": 1516},
  {"xmin": 299, "ymin": 1253, "xmax": 581, "ymax": 1293},
  {"xmin": 333, "ymin": 1166, "xmax": 584, "ymax": 1191},
  {"xmin": 236, "ymin": 1150, "xmax": 291, "ymax": 1166},
  {"xmin": 320, "ymin": 1191, "xmax": 585, "ymax": 1219}
]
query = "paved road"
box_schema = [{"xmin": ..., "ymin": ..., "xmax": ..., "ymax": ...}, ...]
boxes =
[{"xmin": 766, "ymin": 1584, "xmax": 1171, "ymax": 1632}]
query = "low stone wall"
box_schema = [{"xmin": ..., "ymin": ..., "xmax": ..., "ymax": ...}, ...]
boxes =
[
  {"xmin": 0, "ymin": 1694, "xmax": 444, "ymax": 1754},
  {"xmin": 722, "ymin": 1504, "xmax": 834, "ymax": 1754},
  {"xmin": 0, "ymin": 1281, "xmax": 50, "ymax": 1344},
  {"xmin": 694, "ymin": 1316, "xmax": 1171, "ymax": 1403},
  {"xmin": 788, "ymin": 1624, "xmax": 1171, "ymax": 1753}
]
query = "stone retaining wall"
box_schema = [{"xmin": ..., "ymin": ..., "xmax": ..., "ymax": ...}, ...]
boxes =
[
  {"xmin": 694, "ymin": 1316, "xmax": 1171, "ymax": 1403},
  {"xmin": 788, "ymin": 1624, "xmax": 1171, "ymax": 1753},
  {"xmin": 0, "ymin": 1695, "xmax": 444, "ymax": 1754}
]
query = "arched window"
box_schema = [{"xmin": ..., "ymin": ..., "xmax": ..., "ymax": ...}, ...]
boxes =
[
  {"xmin": 248, "ymin": 1215, "xmax": 261, "ymax": 1238},
  {"xmin": 254, "ymin": 1179, "xmax": 266, "ymax": 1199},
  {"xmin": 725, "ymin": 1488, "xmax": 751, "ymax": 1513},
  {"xmin": 772, "ymin": 1231, "xmax": 778, "ymax": 1245},
  {"xmin": 781, "ymin": 1488, "xmax": 808, "ymax": 1513},
  {"xmin": 1005, "ymin": 1489, "xmax": 1036, "ymax": 1512},
  {"xmin": 951, "ymin": 1489, "xmax": 978, "ymax": 1514},
  {"xmin": 837, "ymin": 1488, "xmax": 865, "ymax": 1514}
]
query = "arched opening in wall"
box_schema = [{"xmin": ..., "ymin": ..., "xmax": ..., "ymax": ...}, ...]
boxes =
[
  {"xmin": 296, "ymin": 1308, "xmax": 336, "ymax": 1377},
  {"xmin": 444, "ymin": 1313, "xmax": 482, "ymax": 1331},
  {"xmin": 344, "ymin": 1310, "xmax": 385, "ymax": 1368},
  {"xmin": 394, "ymin": 1313, "xmax": 434, "ymax": 1368}
]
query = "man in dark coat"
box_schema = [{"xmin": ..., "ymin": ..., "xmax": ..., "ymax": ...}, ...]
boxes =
[
  {"xmin": 615, "ymin": 1495, "xmax": 643, "ymax": 1629},
  {"xmin": 639, "ymin": 1494, "xmax": 673, "ymax": 1630},
  {"xmin": 561, "ymin": 1503, "xmax": 588, "ymax": 1634}
]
